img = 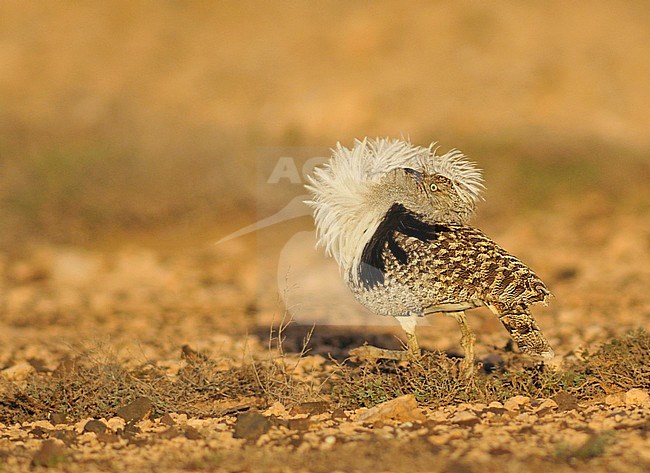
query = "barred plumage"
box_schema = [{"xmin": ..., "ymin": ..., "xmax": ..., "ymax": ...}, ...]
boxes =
[{"xmin": 306, "ymin": 138, "xmax": 554, "ymax": 371}]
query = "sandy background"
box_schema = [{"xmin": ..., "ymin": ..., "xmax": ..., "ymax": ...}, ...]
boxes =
[{"xmin": 1, "ymin": 1, "xmax": 648, "ymax": 243}]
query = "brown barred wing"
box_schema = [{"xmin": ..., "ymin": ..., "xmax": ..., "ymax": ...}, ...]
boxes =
[
  {"xmin": 385, "ymin": 225, "xmax": 554, "ymax": 358},
  {"xmin": 387, "ymin": 225, "xmax": 551, "ymax": 309}
]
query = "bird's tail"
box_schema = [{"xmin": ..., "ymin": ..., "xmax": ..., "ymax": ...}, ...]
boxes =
[{"xmin": 487, "ymin": 303, "xmax": 554, "ymax": 359}]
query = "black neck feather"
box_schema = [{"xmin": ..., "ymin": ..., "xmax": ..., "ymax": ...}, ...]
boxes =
[{"xmin": 358, "ymin": 203, "xmax": 449, "ymax": 288}]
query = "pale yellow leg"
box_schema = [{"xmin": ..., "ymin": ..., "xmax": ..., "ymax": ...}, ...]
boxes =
[
  {"xmin": 446, "ymin": 311, "xmax": 477, "ymax": 377},
  {"xmin": 405, "ymin": 330, "xmax": 420, "ymax": 359}
]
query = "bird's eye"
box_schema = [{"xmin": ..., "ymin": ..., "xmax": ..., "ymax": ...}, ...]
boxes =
[{"xmin": 429, "ymin": 183, "xmax": 438, "ymax": 192}]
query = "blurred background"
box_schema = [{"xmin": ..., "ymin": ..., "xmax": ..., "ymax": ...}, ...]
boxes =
[
  {"xmin": 0, "ymin": 1, "xmax": 648, "ymax": 359},
  {"xmin": 1, "ymin": 0, "xmax": 648, "ymax": 248}
]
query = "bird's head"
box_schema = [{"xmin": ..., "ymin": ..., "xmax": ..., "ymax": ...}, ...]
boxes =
[
  {"xmin": 305, "ymin": 138, "xmax": 484, "ymax": 275},
  {"xmin": 372, "ymin": 165, "xmax": 480, "ymax": 226}
]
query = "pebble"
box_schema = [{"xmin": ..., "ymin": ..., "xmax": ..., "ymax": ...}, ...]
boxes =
[
  {"xmin": 83, "ymin": 419, "xmax": 108, "ymax": 434},
  {"xmin": 233, "ymin": 411, "xmax": 273, "ymax": 440},
  {"xmin": 356, "ymin": 394, "xmax": 426, "ymax": 423},
  {"xmin": 624, "ymin": 388, "xmax": 649, "ymax": 407},
  {"xmin": 264, "ymin": 402, "xmax": 288, "ymax": 417},
  {"xmin": 450, "ymin": 411, "xmax": 480, "ymax": 426},
  {"xmin": 553, "ymin": 391, "xmax": 579, "ymax": 411},
  {"xmin": 49, "ymin": 413, "xmax": 69, "ymax": 425},
  {"xmin": 160, "ymin": 413, "xmax": 177, "ymax": 426},
  {"xmin": 183, "ymin": 426, "xmax": 203, "ymax": 440},
  {"xmin": 106, "ymin": 417, "xmax": 125, "ymax": 431},
  {"xmin": 331, "ymin": 408, "xmax": 348, "ymax": 420},
  {"xmin": 534, "ymin": 399, "xmax": 558, "ymax": 415},
  {"xmin": 504, "ymin": 396, "xmax": 530, "ymax": 411},
  {"xmin": 117, "ymin": 397, "xmax": 153, "ymax": 422}
]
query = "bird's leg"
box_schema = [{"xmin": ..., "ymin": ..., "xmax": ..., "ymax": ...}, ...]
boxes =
[
  {"xmin": 487, "ymin": 303, "xmax": 554, "ymax": 360},
  {"xmin": 348, "ymin": 315, "xmax": 420, "ymax": 362},
  {"xmin": 405, "ymin": 331, "xmax": 420, "ymax": 359},
  {"xmin": 446, "ymin": 311, "xmax": 476, "ymax": 377},
  {"xmin": 399, "ymin": 315, "xmax": 421, "ymax": 359}
]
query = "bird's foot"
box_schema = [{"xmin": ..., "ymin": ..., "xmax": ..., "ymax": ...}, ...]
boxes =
[{"xmin": 349, "ymin": 344, "xmax": 420, "ymax": 363}]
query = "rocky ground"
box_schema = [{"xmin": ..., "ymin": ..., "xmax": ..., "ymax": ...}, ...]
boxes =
[
  {"xmin": 0, "ymin": 197, "xmax": 649, "ymax": 472},
  {"xmin": 2, "ymin": 390, "xmax": 650, "ymax": 473}
]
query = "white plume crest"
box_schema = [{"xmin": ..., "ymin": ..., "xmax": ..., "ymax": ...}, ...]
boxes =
[
  {"xmin": 420, "ymin": 147, "xmax": 485, "ymax": 205},
  {"xmin": 305, "ymin": 137, "xmax": 484, "ymax": 275}
]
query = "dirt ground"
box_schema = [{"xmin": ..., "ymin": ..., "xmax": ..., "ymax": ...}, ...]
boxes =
[
  {"xmin": 1, "ymin": 2, "xmax": 649, "ymax": 472},
  {"xmin": 1, "ymin": 185, "xmax": 649, "ymax": 472}
]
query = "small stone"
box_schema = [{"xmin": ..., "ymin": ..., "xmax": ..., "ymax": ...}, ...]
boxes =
[
  {"xmin": 49, "ymin": 413, "xmax": 69, "ymax": 425},
  {"xmin": 264, "ymin": 402, "xmax": 288, "ymax": 418},
  {"xmin": 290, "ymin": 401, "xmax": 330, "ymax": 416},
  {"xmin": 553, "ymin": 391, "xmax": 579, "ymax": 411},
  {"xmin": 233, "ymin": 411, "xmax": 273, "ymax": 440},
  {"xmin": 116, "ymin": 397, "xmax": 153, "ymax": 422},
  {"xmin": 425, "ymin": 410, "xmax": 448, "ymax": 425},
  {"xmin": 106, "ymin": 417, "xmax": 125, "ymax": 431},
  {"xmin": 356, "ymin": 394, "xmax": 426, "ymax": 423},
  {"xmin": 624, "ymin": 388, "xmax": 649, "ymax": 407},
  {"xmin": 323, "ymin": 435, "xmax": 336, "ymax": 445},
  {"xmin": 331, "ymin": 408, "xmax": 348, "ymax": 420},
  {"xmin": 534, "ymin": 399, "xmax": 558, "ymax": 415},
  {"xmin": 503, "ymin": 396, "xmax": 530, "ymax": 411},
  {"xmin": 450, "ymin": 411, "xmax": 480, "ymax": 426},
  {"xmin": 31, "ymin": 440, "xmax": 68, "ymax": 468},
  {"xmin": 160, "ymin": 413, "xmax": 176, "ymax": 426},
  {"xmin": 184, "ymin": 426, "xmax": 203, "ymax": 440},
  {"xmin": 83, "ymin": 419, "xmax": 108, "ymax": 434}
]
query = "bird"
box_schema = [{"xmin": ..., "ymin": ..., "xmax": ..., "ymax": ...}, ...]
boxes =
[{"xmin": 305, "ymin": 137, "xmax": 554, "ymax": 373}]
